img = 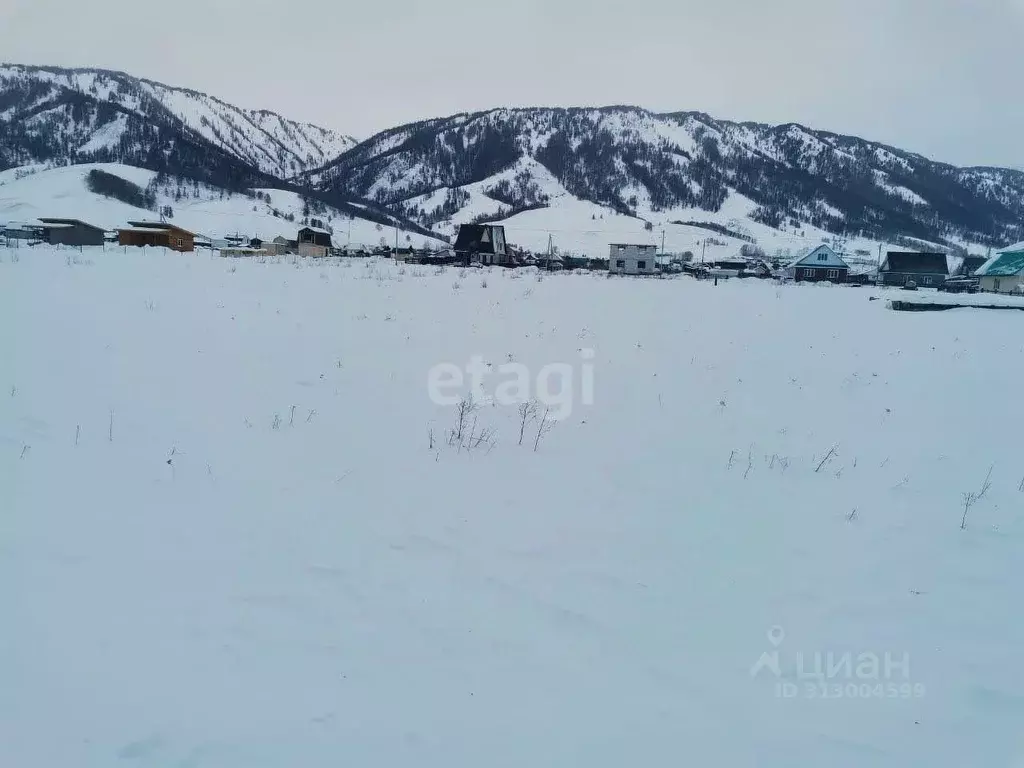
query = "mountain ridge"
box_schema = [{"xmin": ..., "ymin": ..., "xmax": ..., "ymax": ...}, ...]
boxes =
[
  {"xmin": 0, "ymin": 63, "xmax": 356, "ymax": 182},
  {"xmin": 307, "ymin": 105, "xmax": 1024, "ymax": 251},
  {"xmin": 3, "ymin": 64, "xmax": 1022, "ymax": 254}
]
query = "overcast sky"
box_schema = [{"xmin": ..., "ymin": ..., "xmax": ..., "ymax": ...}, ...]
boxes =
[{"xmin": 2, "ymin": 0, "xmax": 1022, "ymax": 167}]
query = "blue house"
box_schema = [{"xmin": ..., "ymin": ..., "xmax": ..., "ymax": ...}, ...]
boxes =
[{"xmin": 785, "ymin": 245, "xmax": 850, "ymax": 283}]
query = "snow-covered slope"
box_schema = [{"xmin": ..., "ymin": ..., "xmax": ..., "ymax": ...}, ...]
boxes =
[
  {"xmin": 4, "ymin": 249, "xmax": 1024, "ymax": 766},
  {"xmin": 312, "ymin": 107, "xmax": 1024, "ymax": 256},
  {"xmin": 0, "ymin": 164, "xmax": 445, "ymax": 249},
  {"xmin": 0, "ymin": 64, "xmax": 355, "ymax": 180}
]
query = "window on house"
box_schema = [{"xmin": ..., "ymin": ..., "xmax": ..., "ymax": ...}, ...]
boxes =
[
  {"xmin": 616, "ymin": 260, "xmax": 625, "ymax": 269},
  {"xmin": 804, "ymin": 268, "xmax": 816, "ymax": 278},
  {"xmin": 638, "ymin": 261, "xmax": 647, "ymax": 270},
  {"xmin": 827, "ymin": 269, "xmax": 839, "ymax": 279},
  {"xmin": 921, "ymin": 276, "xmax": 932, "ymax": 286},
  {"xmin": 994, "ymin": 278, "xmax": 1002, "ymax": 291},
  {"xmin": 817, "ymin": 253, "xmax": 827, "ymax": 261}
]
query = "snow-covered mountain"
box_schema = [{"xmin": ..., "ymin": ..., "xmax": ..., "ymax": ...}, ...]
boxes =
[
  {"xmin": 0, "ymin": 64, "xmax": 355, "ymax": 182},
  {"xmin": 4, "ymin": 65, "xmax": 1023, "ymax": 257},
  {"xmin": 310, "ymin": 107, "xmax": 1024, "ymax": 255}
]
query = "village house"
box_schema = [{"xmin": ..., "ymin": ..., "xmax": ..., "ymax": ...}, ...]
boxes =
[
  {"xmin": 878, "ymin": 251, "xmax": 948, "ymax": 287},
  {"xmin": 267, "ymin": 235, "xmax": 295, "ymax": 255},
  {"xmin": 785, "ymin": 244, "xmax": 850, "ymax": 283},
  {"xmin": 976, "ymin": 242, "xmax": 1024, "ymax": 294},
  {"xmin": 454, "ymin": 224, "xmax": 508, "ymax": 265},
  {"xmin": 953, "ymin": 254, "xmax": 989, "ymax": 277},
  {"xmin": 296, "ymin": 226, "xmax": 332, "ymax": 258},
  {"xmin": 118, "ymin": 221, "xmax": 196, "ymax": 252},
  {"xmin": 36, "ymin": 218, "xmax": 106, "ymax": 247},
  {"xmin": 608, "ymin": 244, "xmax": 657, "ymax": 275}
]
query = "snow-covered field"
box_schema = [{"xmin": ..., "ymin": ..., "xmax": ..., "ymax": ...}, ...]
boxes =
[{"xmin": 3, "ymin": 246, "xmax": 1024, "ymax": 767}]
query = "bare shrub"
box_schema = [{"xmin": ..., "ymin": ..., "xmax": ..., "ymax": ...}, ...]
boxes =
[
  {"xmin": 961, "ymin": 465, "xmax": 994, "ymax": 530},
  {"xmin": 533, "ymin": 407, "xmax": 554, "ymax": 451},
  {"xmin": 448, "ymin": 396, "xmax": 479, "ymax": 447},
  {"xmin": 815, "ymin": 445, "xmax": 838, "ymax": 473},
  {"xmin": 517, "ymin": 400, "xmax": 540, "ymax": 446}
]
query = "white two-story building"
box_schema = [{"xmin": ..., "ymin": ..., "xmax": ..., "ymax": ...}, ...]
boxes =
[{"xmin": 609, "ymin": 244, "xmax": 657, "ymax": 275}]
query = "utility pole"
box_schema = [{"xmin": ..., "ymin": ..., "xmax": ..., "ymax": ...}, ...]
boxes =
[
  {"xmin": 877, "ymin": 242, "xmax": 882, "ymax": 269},
  {"xmin": 395, "ymin": 224, "xmax": 399, "ymax": 262},
  {"xmin": 661, "ymin": 229, "xmax": 665, "ymax": 257},
  {"xmin": 546, "ymin": 233, "xmax": 552, "ymax": 271},
  {"xmin": 701, "ymin": 238, "xmax": 707, "ymax": 264}
]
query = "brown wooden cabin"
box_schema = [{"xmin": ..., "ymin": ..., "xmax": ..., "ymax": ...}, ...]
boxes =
[{"xmin": 118, "ymin": 221, "xmax": 196, "ymax": 252}]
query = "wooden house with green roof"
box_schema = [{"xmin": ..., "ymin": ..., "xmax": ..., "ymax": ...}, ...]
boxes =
[{"xmin": 977, "ymin": 242, "xmax": 1024, "ymax": 294}]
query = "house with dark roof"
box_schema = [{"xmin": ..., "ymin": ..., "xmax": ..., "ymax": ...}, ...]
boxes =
[
  {"xmin": 976, "ymin": 242, "xmax": 1024, "ymax": 294},
  {"xmin": 37, "ymin": 218, "xmax": 106, "ymax": 247},
  {"xmin": 878, "ymin": 251, "xmax": 948, "ymax": 287},
  {"xmin": 454, "ymin": 224, "xmax": 508, "ymax": 265},
  {"xmin": 296, "ymin": 226, "xmax": 332, "ymax": 257},
  {"xmin": 953, "ymin": 254, "xmax": 988, "ymax": 277},
  {"xmin": 785, "ymin": 244, "xmax": 850, "ymax": 283}
]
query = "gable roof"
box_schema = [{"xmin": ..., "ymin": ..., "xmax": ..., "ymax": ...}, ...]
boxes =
[
  {"xmin": 976, "ymin": 251, "xmax": 1024, "ymax": 277},
  {"xmin": 880, "ymin": 251, "xmax": 948, "ymax": 275},
  {"xmin": 960, "ymin": 255, "xmax": 988, "ymax": 269},
  {"xmin": 786, "ymin": 244, "xmax": 849, "ymax": 269},
  {"xmin": 454, "ymin": 224, "xmax": 505, "ymax": 254}
]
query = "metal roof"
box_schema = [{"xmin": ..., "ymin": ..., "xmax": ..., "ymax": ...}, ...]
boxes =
[
  {"xmin": 977, "ymin": 251, "xmax": 1024, "ymax": 277},
  {"xmin": 786, "ymin": 244, "xmax": 849, "ymax": 269}
]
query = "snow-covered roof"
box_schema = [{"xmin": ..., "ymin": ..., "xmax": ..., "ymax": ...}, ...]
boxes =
[
  {"xmin": 976, "ymin": 251, "xmax": 1024, "ymax": 277},
  {"xmin": 996, "ymin": 240, "xmax": 1024, "ymax": 254},
  {"xmin": 37, "ymin": 217, "xmax": 103, "ymax": 230},
  {"xmin": 126, "ymin": 220, "xmax": 196, "ymax": 236},
  {"xmin": 120, "ymin": 227, "xmax": 173, "ymax": 235},
  {"xmin": 299, "ymin": 226, "xmax": 332, "ymax": 235},
  {"xmin": 786, "ymin": 244, "xmax": 849, "ymax": 269}
]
